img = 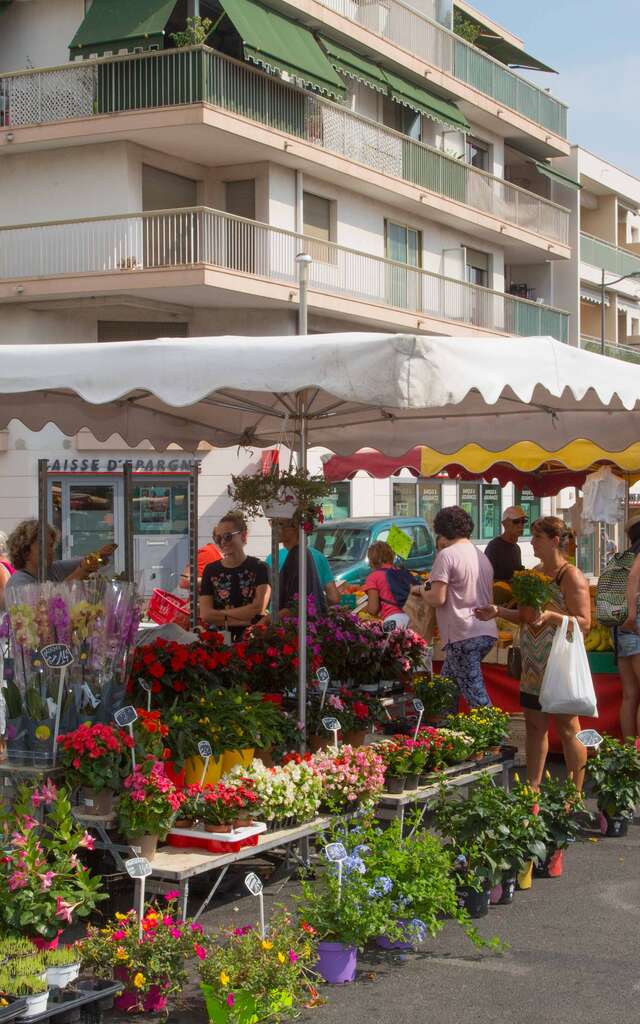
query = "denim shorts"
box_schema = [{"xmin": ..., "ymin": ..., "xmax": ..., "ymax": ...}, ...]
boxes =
[{"xmin": 617, "ymin": 617, "xmax": 640, "ymax": 658}]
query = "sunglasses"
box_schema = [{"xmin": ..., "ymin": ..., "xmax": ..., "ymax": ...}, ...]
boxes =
[
  {"xmin": 213, "ymin": 530, "xmax": 242, "ymax": 544},
  {"xmin": 510, "ymin": 518, "xmax": 527, "ymax": 525}
]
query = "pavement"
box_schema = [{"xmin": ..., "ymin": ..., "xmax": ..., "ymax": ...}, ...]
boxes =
[{"xmin": 137, "ymin": 799, "xmax": 640, "ymax": 1024}]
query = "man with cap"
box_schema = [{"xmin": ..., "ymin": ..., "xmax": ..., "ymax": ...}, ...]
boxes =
[{"xmin": 483, "ymin": 506, "xmax": 526, "ymax": 583}]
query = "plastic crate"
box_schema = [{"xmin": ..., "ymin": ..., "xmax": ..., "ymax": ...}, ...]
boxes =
[
  {"xmin": 147, "ymin": 589, "xmax": 191, "ymax": 629},
  {"xmin": 167, "ymin": 821, "xmax": 266, "ymax": 854}
]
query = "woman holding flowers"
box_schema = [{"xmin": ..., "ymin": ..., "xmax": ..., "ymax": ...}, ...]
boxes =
[{"xmin": 476, "ymin": 517, "xmax": 590, "ymax": 789}]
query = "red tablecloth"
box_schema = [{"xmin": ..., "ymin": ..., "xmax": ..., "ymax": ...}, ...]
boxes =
[{"xmin": 435, "ymin": 662, "xmax": 622, "ymax": 751}]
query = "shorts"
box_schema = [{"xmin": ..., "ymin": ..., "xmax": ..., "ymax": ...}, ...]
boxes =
[
  {"xmin": 617, "ymin": 619, "xmax": 640, "ymax": 658},
  {"xmin": 520, "ymin": 690, "xmax": 542, "ymax": 711}
]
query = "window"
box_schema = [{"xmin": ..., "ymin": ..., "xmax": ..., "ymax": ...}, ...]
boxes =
[
  {"xmin": 386, "ymin": 221, "xmax": 421, "ymax": 267},
  {"xmin": 303, "ymin": 192, "xmax": 335, "ymax": 263},
  {"xmin": 465, "ymin": 248, "xmax": 491, "ymax": 288},
  {"xmin": 480, "ymin": 484, "xmax": 502, "ymax": 540},
  {"xmin": 409, "ymin": 524, "xmax": 433, "ymax": 558},
  {"xmin": 417, "ymin": 481, "xmax": 442, "ymax": 530},
  {"xmin": 393, "ymin": 482, "xmax": 417, "ymax": 517},
  {"xmin": 459, "ymin": 484, "xmax": 480, "ymax": 539},
  {"xmin": 322, "ymin": 482, "xmax": 351, "ymax": 521},
  {"xmin": 515, "ymin": 488, "xmax": 541, "ymax": 535},
  {"xmin": 466, "ymin": 137, "xmax": 490, "ymax": 171}
]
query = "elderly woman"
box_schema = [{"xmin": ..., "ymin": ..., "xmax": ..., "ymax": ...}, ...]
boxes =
[
  {"xmin": 5, "ymin": 519, "xmax": 116, "ymax": 602},
  {"xmin": 0, "ymin": 531, "xmax": 14, "ymax": 611}
]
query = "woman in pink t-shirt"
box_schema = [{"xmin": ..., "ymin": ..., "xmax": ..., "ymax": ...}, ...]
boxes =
[
  {"xmin": 0, "ymin": 530, "xmax": 15, "ymax": 612},
  {"xmin": 415, "ymin": 506, "xmax": 496, "ymax": 707},
  {"xmin": 364, "ymin": 541, "xmax": 410, "ymax": 629}
]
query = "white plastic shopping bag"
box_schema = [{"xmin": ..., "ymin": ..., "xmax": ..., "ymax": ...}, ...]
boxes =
[{"xmin": 539, "ymin": 616, "xmax": 598, "ymax": 717}]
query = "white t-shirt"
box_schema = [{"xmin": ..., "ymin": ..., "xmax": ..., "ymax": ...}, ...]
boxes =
[{"xmin": 430, "ymin": 541, "xmax": 498, "ymax": 647}]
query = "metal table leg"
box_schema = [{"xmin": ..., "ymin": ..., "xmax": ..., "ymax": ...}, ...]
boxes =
[{"xmin": 192, "ymin": 865, "xmax": 230, "ymax": 924}]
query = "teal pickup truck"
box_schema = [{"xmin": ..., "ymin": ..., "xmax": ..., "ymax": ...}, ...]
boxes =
[{"xmin": 308, "ymin": 516, "xmax": 436, "ymax": 587}]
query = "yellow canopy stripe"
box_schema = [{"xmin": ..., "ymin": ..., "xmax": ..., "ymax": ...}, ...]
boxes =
[{"xmin": 419, "ymin": 440, "xmax": 640, "ymax": 477}]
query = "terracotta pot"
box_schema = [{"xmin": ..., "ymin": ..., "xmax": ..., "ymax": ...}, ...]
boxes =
[
  {"xmin": 221, "ymin": 748, "xmax": 255, "ymax": 775},
  {"xmin": 255, "ymin": 746, "xmax": 274, "ymax": 768},
  {"xmin": 78, "ymin": 787, "xmax": 115, "ymax": 817},
  {"xmin": 205, "ymin": 823, "xmax": 235, "ymax": 833},
  {"xmin": 309, "ymin": 734, "xmax": 330, "ymax": 753},
  {"xmin": 489, "ymin": 746, "xmax": 502, "ymax": 756},
  {"xmin": 469, "ymin": 751, "xmax": 485, "ymax": 762},
  {"xmin": 173, "ymin": 818, "xmax": 194, "ymax": 830},
  {"xmin": 234, "ymin": 816, "xmax": 254, "ymax": 828},
  {"xmin": 345, "ymin": 729, "xmax": 367, "ymax": 748},
  {"xmin": 129, "ymin": 834, "xmax": 159, "ymax": 860}
]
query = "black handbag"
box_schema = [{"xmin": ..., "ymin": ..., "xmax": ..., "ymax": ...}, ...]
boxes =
[{"xmin": 507, "ymin": 646, "xmax": 522, "ymax": 680}]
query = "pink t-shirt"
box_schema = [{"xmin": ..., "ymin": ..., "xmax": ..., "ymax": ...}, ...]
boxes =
[
  {"xmin": 364, "ymin": 566, "xmax": 403, "ymax": 620},
  {"xmin": 430, "ymin": 541, "xmax": 497, "ymax": 646}
]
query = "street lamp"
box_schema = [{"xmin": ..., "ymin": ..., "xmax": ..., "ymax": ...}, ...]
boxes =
[{"xmin": 600, "ymin": 267, "xmax": 640, "ymax": 354}]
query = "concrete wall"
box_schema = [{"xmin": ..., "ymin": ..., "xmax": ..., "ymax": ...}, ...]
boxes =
[{"xmin": 0, "ymin": 0, "xmax": 83, "ymax": 73}]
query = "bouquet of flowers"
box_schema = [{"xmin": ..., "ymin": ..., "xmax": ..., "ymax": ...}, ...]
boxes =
[
  {"xmin": 197, "ymin": 910, "xmax": 318, "ymax": 1023},
  {"xmin": 117, "ymin": 759, "xmax": 184, "ymax": 841},
  {"xmin": 510, "ymin": 569, "xmax": 553, "ymax": 612},
  {"xmin": 230, "ymin": 759, "xmax": 322, "ymax": 827},
  {"xmin": 57, "ymin": 722, "xmax": 134, "ymax": 793},
  {"xmin": 0, "ymin": 783, "xmax": 106, "ymax": 940},
  {"xmin": 80, "ymin": 895, "xmax": 204, "ymax": 1014},
  {"xmin": 311, "ymin": 745, "xmax": 385, "ymax": 812}
]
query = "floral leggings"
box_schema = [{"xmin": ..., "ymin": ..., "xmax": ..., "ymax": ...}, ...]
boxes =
[{"xmin": 442, "ymin": 635, "xmax": 495, "ymax": 708}]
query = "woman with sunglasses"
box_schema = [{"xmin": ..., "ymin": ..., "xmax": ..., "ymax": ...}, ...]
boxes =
[{"xmin": 199, "ymin": 513, "xmax": 271, "ymax": 641}]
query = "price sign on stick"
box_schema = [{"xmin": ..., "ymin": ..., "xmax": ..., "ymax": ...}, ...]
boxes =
[
  {"xmin": 139, "ymin": 677, "xmax": 153, "ymax": 712},
  {"xmin": 244, "ymin": 872, "xmax": 265, "ymax": 937},
  {"xmin": 125, "ymin": 857, "xmax": 152, "ymax": 941},
  {"xmin": 387, "ymin": 524, "xmax": 413, "ymax": 561},
  {"xmin": 114, "ymin": 706, "xmax": 138, "ymax": 771},
  {"xmin": 316, "ymin": 667, "xmax": 330, "ymax": 710},
  {"xmin": 412, "ymin": 698, "xmax": 424, "ymax": 741},
  {"xmin": 324, "ymin": 842, "xmax": 347, "ymax": 902},
  {"xmin": 197, "ymin": 740, "xmax": 213, "ymax": 792},
  {"xmin": 42, "ymin": 645, "xmax": 75, "ymax": 768},
  {"xmin": 322, "ymin": 717, "xmax": 341, "ymax": 750},
  {"xmin": 576, "ymin": 729, "xmax": 603, "ymax": 749}
]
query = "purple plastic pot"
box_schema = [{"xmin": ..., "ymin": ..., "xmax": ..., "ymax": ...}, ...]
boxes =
[
  {"xmin": 317, "ymin": 941, "xmax": 358, "ymax": 984},
  {"xmin": 489, "ymin": 882, "xmax": 503, "ymax": 905},
  {"xmin": 376, "ymin": 919, "xmax": 413, "ymax": 950}
]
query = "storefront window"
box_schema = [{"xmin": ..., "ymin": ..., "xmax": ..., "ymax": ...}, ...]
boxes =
[
  {"xmin": 459, "ymin": 483, "xmax": 480, "ymax": 539},
  {"xmin": 392, "ymin": 482, "xmax": 417, "ymax": 517},
  {"xmin": 322, "ymin": 482, "xmax": 350, "ymax": 521},
  {"xmin": 417, "ymin": 481, "xmax": 441, "ymax": 530},
  {"xmin": 132, "ymin": 483, "xmax": 188, "ymax": 535},
  {"xmin": 67, "ymin": 484, "xmax": 117, "ymax": 559},
  {"xmin": 515, "ymin": 488, "xmax": 541, "ymax": 535},
  {"xmin": 481, "ymin": 484, "xmax": 502, "ymax": 540},
  {"xmin": 578, "ymin": 532, "xmax": 595, "ymax": 576}
]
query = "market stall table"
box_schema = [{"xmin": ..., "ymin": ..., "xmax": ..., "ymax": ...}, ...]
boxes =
[{"xmin": 376, "ymin": 759, "xmax": 508, "ymax": 828}]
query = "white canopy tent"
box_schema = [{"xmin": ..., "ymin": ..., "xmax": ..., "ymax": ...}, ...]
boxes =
[{"xmin": 3, "ymin": 331, "xmax": 640, "ymax": 745}]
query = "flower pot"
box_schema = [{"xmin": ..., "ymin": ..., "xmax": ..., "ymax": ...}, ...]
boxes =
[
  {"xmin": 201, "ymin": 984, "xmax": 261, "ymax": 1024},
  {"xmin": 457, "ymin": 883, "xmax": 490, "ymax": 919},
  {"xmin": 78, "ymin": 787, "xmax": 115, "ymax": 816},
  {"xmin": 498, "ymin": 874, "xmax": 516, "ymax": 905},
  {"xmin": 129, "ymin": 834, "xmax": 159, "ymax": 860},
  {"xmin": 404, "ymin": 772, "xmax": 420, "ymax": 791},
  {"xmin": 469, "ymin": 751, "xmax": 485, "ymax": 762},
  {"xmin": 345, "ymin": 729, "xmax": 367, "ymax": 748},
  {"xmin": 31, "ymin": 931, "xmax": 62, "ymax": 951},
  {"xmin": 488, "ymin": 746, "xmax": 502, "ymax": 757},
  {"xmin": 114, "ymin": 967, "xmax": 169, "ymax": 1013},
  {"xmin": 317, "ymin": 941, "xmax": 357, "ymax": 984},
  {"xmin": 221, "ymin": 748, "xmax": 254, "ymax": 776},
  {"xmin": 205, "ymin": 823, "xmax": 235, "ymax": 834},
  {"xmin": 254, "ymin": 746, "xmax": 274, "ymax": 768},
  {"xmin": 46, "ymin": 962, "xmax": 80, "ymax": 989},
  {"xmin": 308, "ymin": 734, "xmax": 329, "ymax": 753},
  {"xmin": 21, "ymin": 991, "xmax": 48, "ymax": 1019},
  {"xmin": 599, "ymin": 810, "xmax": 629, "ymax": 837},
  {"xmin": 385, "ymin": 774, "xmax": 406, "ymax": 794},
  {"xmin": 174, "ymin": 818, "xmax": 194, "ymax": 830},
  {"xmin": 489, "ymin": 882, "xmax": 503, "ymax": 905},
  {"xmin": 234, "ymin": 816, "xmax": 254, "ymax": 828},
  {"xmin": 517, "ymin": 861, "xmax": 533, "ymax": 890},
  {"xmin": 262, "ymin": 493, "xmax": 297, "ymax": 520},
  {"xmin": 376, "ymin": 919, "xmax": 413, "ymax": 951},
  {"xmin": 184, "ymin": 755, "xmax": 223, "ymax": 787}
]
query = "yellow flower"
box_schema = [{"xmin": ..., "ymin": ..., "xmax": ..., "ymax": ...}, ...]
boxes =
[
  {"xmin": 35, "ymin": 725, "xmax": 51, "ymax": 741},
  {"xmin": 219, "ymin": 971, "xmax": 230, "ymax": 986},
  {"xmin": 277, "ymin": 952, "xmax": 286, "ymax": 964},
  {"xmin": 115, "ymin": 947, "xmax": 128, "ymax": 961},
  {"xmin": 115, "ymin": 913, "xmax": 128, "ymax": 921},
  {"xmin": 303, "ymin": 942, "xmax": 312, "ymax": 959},
  {"xmin": 133, "ymin": 973, "xmax": 146, "ymax": 989},
  {"xmin": 261, "ymin": 940, "xmax": 273, "ymax": 951}
]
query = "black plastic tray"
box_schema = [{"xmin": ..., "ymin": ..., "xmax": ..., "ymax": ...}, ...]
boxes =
[
  {"xmin": 21, "ymin": 980, "xmax": 122, "ymax": 1024},
  {"xmin": 0, "ymin": 998, "xmax": 27, "ymax": 1023}
]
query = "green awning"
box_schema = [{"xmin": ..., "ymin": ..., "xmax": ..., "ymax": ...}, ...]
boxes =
[
  {"xmin": 474, "ymin": 36, "xmax": 557, "ymax": 73},
  {"xmin": 218, "ymin": 0, "xmax": 345, "ymax": 99},
  {"xmin": 533, "ymin": 161, "xmax": 582, "ymax": 192},
  {"xmin": 69, "ymin": 0, "xmax": 178, "ymax": 57},
  {"xmin": 318, "ymin": 36, "xmax": 388, "ymax": 94},
  {"xmin": 381, "ymin": 69, "xmax": 470, "ymax": 132}
]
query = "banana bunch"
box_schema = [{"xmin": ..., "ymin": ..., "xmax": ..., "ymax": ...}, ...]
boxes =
[{"xmin": 585, "ymin": 624, "xmax": 613, "ymax": 652}]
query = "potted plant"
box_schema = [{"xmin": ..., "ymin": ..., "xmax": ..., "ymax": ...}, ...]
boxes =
[
  {"xmin": 230, "ymin": 758, "xmax": 322, "ymax": 829},
  {"xmin": 436, "ymin": 727, "xmax": 475, "ymax": 766},
  {"xmin": 414, "ymin": 727, "xmax": 447, "ymax": 782},
  {"xmin": 3, "ymin": 953, "xmax": 46, "ymax": 981},
  {"xmin": 117, "ymin": 758, "xmax": 184, "ymax": 860},
  {"xmin": 133, "ymin": 709, "xmax": 171, "ymax": 761},
  {"xmin": 378, "ymin": 741, "xmax": 411, "ymax": 792},
  {"xmin": 173, "ymin": 784, "xmax": 205, "ymax": 830},
  {"xmin": 80, "ymin": 895, "xmax": 200, "ymax": 1014},
  {"xmin": 586, "ymin": 735, "xmax": 640, "ymax": 836},
  {"xmin": 534, "ymin": 772, "xmax": 583, "ymax": 877},
  {"xmin": 57, "ymin": 722, "xmax": 133, "ymax": 816},
  {"xmin": 197, "ymin": 910, "xmax": 318, "ymax": 1022},
  {"xmin": 0, "ymin": 974, "xmax": 48, "ymax": 1020},
  {"xmin": 388, "ymin": 736, "xmax": 427, "ymax": 789},
  {"xmin": 201, "ymin": 782, "xmax": 259, "ymax": 833},
  {"xmin": 43, "ymin": 946, "xmax": 80, "ymax": 989},
  {"xmin": 413, "ymin": 674, "xmax": 459, "ymax": 723},
  {"xmin": 311, "ymin": 745, "xmax": 385, "ymax": 812},
  {"xmin": 228, "ymin": 468, "xmax": 331, "ymax": 532},
  {"xmin": 445, "ymin": 707, "xmax": 510, "ymax": 756},
  {"xmin": 0, "ymin": 782, "xmax": 106, "ymax": 943}
]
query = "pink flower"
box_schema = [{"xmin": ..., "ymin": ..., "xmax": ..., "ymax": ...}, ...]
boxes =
[
  {"xmin": 170, "ymin": 928, "xmax": 182, "ymax": 939},
  {"xmin": 38, "ymin": 871, "xmax": 57, "ymax": 890},
  {"xmin": 194, "ymin": 944, "xmax": 207, "ymax": 960},
  {"xmin": 55, "ymin": 897, "xmax": 76, "ymax": 924},
  {"xmin": 163, "ymin": 915, "xmax": 174, "ymax": 927},
  {"xmin": 191, "ymin": 923, "xmax": 204, "ymax": 934},
  {"xmin": 111, "ymin": 930, "xmax": 126, "ymax": 941},
  {"xmin": 226, "ymin": 994, "xmax": 235, "ymax": 1007},
  {"xmin": 288, "ymin": 949, "xmax": 298, "ymax": 962},
  {"xmin": 79, "ymin": 831, "xmax": 95, "ymax": 850},
  {"xmin": 164, "ymin": 890, "xmax": 180, "ymax": 901},
  {"xmin": 8, "ymin": 871, "xmax": 27, "ymax": 891}
]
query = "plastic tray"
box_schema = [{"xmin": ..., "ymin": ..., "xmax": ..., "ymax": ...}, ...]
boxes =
[
  {"xmin": 0, "ymin": 999, "xmax": 26, "ymax": 1023},
  {"xmin": 21, "ymin": 980, "xmax": 122, "ymax": 1024},
  {"xmin": 167, "ymin": 821, "xmax": 266, "ymax": 855}
]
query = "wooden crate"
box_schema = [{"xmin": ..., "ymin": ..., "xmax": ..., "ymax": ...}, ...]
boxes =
[{"xmin": 506, "ymin": 713, "xmax": 527, "ymax": 764}]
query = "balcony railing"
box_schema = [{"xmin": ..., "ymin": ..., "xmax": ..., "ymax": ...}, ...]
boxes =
[
  {"xmin": 317, "ymin": 0, "xmax": 567, "ymax": 137},
  {"xmin": 0, "ymin": 207, "xmax": 569, "ymax": 341},
  {"xmin": 581, "ymin": 232, "xmax": 640, "ymax": 278},
  {"xmin": 581, "ymin": 336, "xmax": 640, "ymax": 364},
  {"xmin": 0, "ymin": 47, "xmax": 570, "ymax": 246}
]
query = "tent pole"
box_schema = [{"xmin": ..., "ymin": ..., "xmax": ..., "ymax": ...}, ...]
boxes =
[
  {"xmin": 37, "ymin": 459, "xmax": 48, "ymax": 583},
  {"xmin": 270, "ymin": 521, "xmax": 280, "ymax": 624},
  {"xmin": 297, "ymin": 394, "xmax": 308, "ymax": 755}
]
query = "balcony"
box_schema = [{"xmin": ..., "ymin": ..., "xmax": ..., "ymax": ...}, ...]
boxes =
[
  {"xmin": 306, "ymin": 0, "xmax": 567, "ymax": 138},
  {"xmin": 0, "ymin": 47, "xmax": 570, "ymax": 250},
  {"xmin": 580, "ymin": 232, "xmax": 640, "ymax": 279},
  {"xmin": 581, "ymin": 337, "xmax": 640, "ymax": 364},
  {"xmin": 0, "ymin": 206, "xmax": 569, "ymax": 341}
]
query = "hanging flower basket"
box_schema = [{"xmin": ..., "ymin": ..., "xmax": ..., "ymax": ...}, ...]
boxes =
[{"xmin": 228, "ymin": 469, "xmax": 332, "ymax": 533}]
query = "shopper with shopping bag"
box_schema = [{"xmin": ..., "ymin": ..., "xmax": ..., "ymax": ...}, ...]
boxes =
[{"xmin": 475, "ymin": 517, "xmax": 592, "ymax": 789}]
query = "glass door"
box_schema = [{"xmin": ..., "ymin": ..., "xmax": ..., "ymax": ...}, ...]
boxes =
[
  {"xmin": 385, "ymin": 220, "xmax": 421, "ymax": 310},
  {"xmin": 132, "ymin": 478, "xmax": 190, "ymax": 597},
  {"xmin": 60, "ymin": 478, "xmax": 124, "ymax": 572}
]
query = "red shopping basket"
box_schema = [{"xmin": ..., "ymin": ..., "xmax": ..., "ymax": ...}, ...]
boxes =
[{"xmin": 148, "ymin": 589, "xmax": 191, "ymax": 629}]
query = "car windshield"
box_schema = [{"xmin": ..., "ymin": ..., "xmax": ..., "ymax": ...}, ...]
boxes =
[{"xmin": 309, "ymin": 527, "xmax": 371, "ymax": 564}]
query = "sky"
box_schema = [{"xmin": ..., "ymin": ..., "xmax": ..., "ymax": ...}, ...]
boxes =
[{"xmin": 474, "ymin": 1, "xmax": 640, "ymax": 177}]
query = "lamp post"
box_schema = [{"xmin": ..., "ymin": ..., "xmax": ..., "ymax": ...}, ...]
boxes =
[
  {"xmin": 294, "ymin": 252, "xmax": 312, "ymax": 754},
  {"xmin": 600, "ymin": 268, "xmax": 640, "ymax": 354}
]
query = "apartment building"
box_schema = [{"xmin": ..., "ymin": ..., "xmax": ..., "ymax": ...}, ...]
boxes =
[{"xmin": 0, "ymin": 0, "xmax": 569, "ymax": 578}]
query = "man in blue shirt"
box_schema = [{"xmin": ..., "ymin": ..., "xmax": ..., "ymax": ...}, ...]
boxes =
[{"xmin": 265, "ymin": 521, "xmax": 340, "ymax": 607}]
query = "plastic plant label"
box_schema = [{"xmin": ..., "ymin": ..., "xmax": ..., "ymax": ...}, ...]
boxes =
[
  {"xmin": 315, "ymin": 667, "xmax": 330, "ymax": 686},
  {"xmin": 138, "ymin": 678, "xmax": 152, "ymax": 693},
  {"xmin": 383, "ymin": 620, "xmax": 396, "ymax": 634},
  {"xmin": 324, "ymin": 842, "xmax": 347, "ymax": 862},
  {"xmin": 576, "ymin": 729, "xmax": 603, "ymax": 748},
  {"xmin": 412, "ymin": 699, "xmax": 425, "ymax": 713},
  {"xmin": 198, "ymin": 740, "xmax": 213, "ymax": 758},
  {"xmin": 322, "ymin": 717, "xmax": 341, "ymax": 732},
  {"xmin": 114, "ymin": 706, "xmax": 138, "ymax": 728},
  {"xmin": 125, "ymin": 857, "xmax": 152, "ymax": 879},
  {"xmin": 40, "ymin": 643, "xmax": 74, "ymax": 669},
  {"xmin": 244, "ymin": 872, "xmax": 263, "ymax": 896},
  {"xmin": 387, "ymin": 524, "xmax": 413, "ymax": 560}
]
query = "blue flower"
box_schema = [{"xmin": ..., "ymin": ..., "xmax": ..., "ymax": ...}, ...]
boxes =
[
  {"xmin": 375, "ymin": 876, "xmax": 393, "ymax": 894},
  {"xmin": 352, "ymin": 844, "xmax": 370, "ymax": 857},
  {"xmin": 409, "ymin": 918, "xmax": 427, "ymax": 943},
  {"xmin": 343, "ymin": 855, "xmax": 366, "ymax": 875}
]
